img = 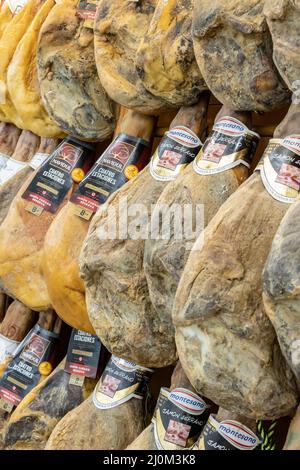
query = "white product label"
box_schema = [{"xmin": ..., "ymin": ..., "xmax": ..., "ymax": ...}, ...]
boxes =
[
  {"xmin": 0, "ymin": 158, "xmax": 27, "ymax": 184},
  {"xmin": 152, "ymin": 387, "xmax": 209, "ymax": 450},
  {"xmin": 0, "ymin": 334, "xmax": 20, "ymax": 364},
  {"xmin": 92, "ymin": 355, "xmax": 153, "ymax": 410},
  {"xmin": 29, "ymin": 153, "xmax": 50, "ymax": 170},
  {"xmin": 193, "ymin": 117, "xmax": 259, "ymax": 176},
  {"xmin": 168, "ymin": 388, "xmax": 207, "ymax": 415},
  {"xmin": 212, "ymin": 118, "xmax": 250, "ymax": 136},
  {"xmin": 7, "ymin": 0, "xmax": 27, "ymax": 13},
  {"xmin": 166, "ymin": 127, "xmax": 202, "ymax": 148},
  {"xmin": 195, "ymin": 414, "xmax": 261, "ymax": 450},
  {"xmin": 216, "ymin": 418, "xmax": 261, "ymax": 450},
  {"xmin": 0, "ymin": 153, "xmax": 9, "ymax": 170},
  {"xmin": 150, "ymin": 126, "xmax": 202, "ymax": 182},
  {"xmin": 257, "ymin": 135, "xmax": 300, "ymax": 204}
]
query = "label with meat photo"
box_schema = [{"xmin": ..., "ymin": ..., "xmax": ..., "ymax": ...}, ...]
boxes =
[
  {"xmin": 64, "ymin": 329, "xmax": 101, "ymax": 379},
  {"xmin": 0, "ymin": 153, "xmax": 9, "ymax": 171},
  {"xmin": 76, "ymin": 0, "xmax": 97, "ymax": 29},
  {"xmin": 257, "ymin": 135, "xmax": 300, "ymax": 203},
  {"xmin": 22, "ymin": 138, "xmax": 94, "ymax": 214},
  {"xmin": 194, "ymin": 414, "xmax": 261, "ymax": 451},
  {"xmin": 29, "ymin": 152, "xmax": 51, "ymax": 171},
  {"xmin": 93, "ymin": 355, "xmax": 153, "ymax": 409},
  {"xmin": 71, "ymin": 133, "xmax": 150, "ymax": 220},
  {"xmin": 150, "ymin": 126, "xmax": 202, "ymax": 182},
  {"xmin": 0, "ymin": 158, "xmax": 27, "ymax": 184},
  {"xmin": 0, "ymin": 324, "xmax": 58, "ymax": 409},
  {"xmin": 152, "ymin": 387, "xmax": 209, "ymax": 450},
  {"xmin": 193, "ymin": 117, "xmax": 259, "ymax": 175},
  {"xmin": 0, "ymin": 334, "xmax": 20, "ymax": 364}
]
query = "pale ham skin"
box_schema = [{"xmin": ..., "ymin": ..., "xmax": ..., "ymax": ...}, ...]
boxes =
[
  {"xmin": 80, "ymin": 95, "xmax": 210, "ymax": 367},
  {"xmin": 94, "ymin": 0, "xmax": 169, "ymax": 114},
  {"xmin": 37, "ymin": 0, "xmax": 116, "ymax": 141},
  {"xmin": 127, "ymin": 362, "xmax": 199, "ymax": 450},
  {"xmin": 192, "ymin": 0, "xmax": 291, "ymax": 112},
  {"xmin": 143, "ymin": 107, "xmax": 253, "ymax": 366},
  {"xmin": 3, "ymin": 357, "xmax": 99, "ymax": 450},
  {"xmin": 173, "ymin": 104, "xmax": 300, "ymax": 419},
  {"xmin": 0, "ymin": 130, "xmax": 40, "ymax": 224},
  {"xmin": 284, "ymin": 405, "xmax": 300, "ymax": 450},
  {"xmin": 264, "ymin": 0, "xmax": 300, "ymax": 92},
  {"xmin": 43, "ymin": 110, "xmax": 155, "ymax": 333},
  {"xmin": 0, "ymin": 4, "xmax": 13, "ymax": 40},
  {"xmin": 45, "ymin": 358, "xmax": 146, "ymax": 450},
  {"xmin": 45, "ymin": 393, "xmax": 145, "ymax": 450},
  {"xmin": 136, "ymin": 0, "xmax": 206, "ymax": 107},
  {"xmin": 6, "ymin": 0, "xmax": 64, "ymax": 137},
  {"xmin": 0, "ymin": 122, "xmax": 21, "ymax": 155},
  {"xmin": 0, "ymin": 0, "xmax": 46, "ymax": 126},
  {"xmin": 263, "ymin": 200, "xmax": 300, "ymax": 384},
  {"xmin": 263, "ymin": 135, "xmax": 300, "ymax": 385}
]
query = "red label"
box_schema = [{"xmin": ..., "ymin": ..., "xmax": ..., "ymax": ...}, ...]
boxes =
[{"xmin": 0, "ymin": 387, "xmax": 21, "ymax": 406}]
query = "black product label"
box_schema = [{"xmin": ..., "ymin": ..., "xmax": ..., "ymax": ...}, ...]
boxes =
[
  {"xmin": 256, "ymin": 135, "xmax": 300, "ymax": 203},
  {"xmin": 152, "ymin": 387, "xmax": 210, "ymax": 450},
  {"xmin": 193, "ymin": 117, "xmax": 259, "ymax": 175},
  {"xmin": 71, "ymin": 133, "xmax": 151, "ymax": 219},
  {"xmin": 150, "ymin": 126, "xmax": 202, "ymax": 181},
  {"xmin": 0, "ymin": 324, "xmax": 58, "ymax": 408},
  {"xmin": 92, "ymin": 355, "xmax": 153, "ymax": 409},
  {"xmin": 195, "ymin": 414, "xmax": 261, "ymax": 451},
  {"xmin": 76, "ymin": 0, "xmax": 97, "ymax": 28},
  {"xmin": 64, "ymin": 329, "xmax": 101, "ymax": 378},
  {"xmin": 22, "ymin": 138, "xmax": 94, "ymax": 214}
]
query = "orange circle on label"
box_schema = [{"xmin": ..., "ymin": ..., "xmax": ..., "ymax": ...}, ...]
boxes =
[
  {"xmin": 39, "ymin": 362, "xmax": 53, "ymax": 376},
  {"xmin": 124, "ymin": 165, "xmax": 139, "ymax": 180},
  {"xmin": 72, "ymin": 168, "xmax": 85, "ymax": 183}
]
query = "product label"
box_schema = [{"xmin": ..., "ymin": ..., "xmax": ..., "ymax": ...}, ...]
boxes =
[
  {"xmin": 76, "ymin": 0, "xmax": 97, "ymax": 28},
  {"xmin": 71, "ymin": 133, "xmax": 150, "ymax": 220},
  {"xmin": 64, "ymin": 329, "xmax": 101, "ymax": 379},
  {"xmin": 256, "ymin": 135, "xmax": 300, "ymax": 203},
  {"xmin": 0, "ymin": 153, "xmax": 9, "ymax": 171},
  {"xmin": 152, "ymin": 387, "xmax": 209, "ymax": 450},
  {"xmin": 0, "ymin": 158, "xmax": 27, "ymax": 184},
  {"xmin": 0, "ymin": 324, "xmax": 58, "ymax": 408},
  {"xmin": 150, "ymin": 126, "xmax": 202, "ymax": 182},
  {"xmin": 193, "ymin": 117, "xmax": 259, "ymax": 175},
  {"xmin": 93, "ymin": 355, "xmax": 153, "ymax": 409},
  {"xmin": 29, "ymin": 153, "xmax": 50, "ymax": 171},
  {"xmin": 0, "ymin": 334, "xmax": 19, "ymax": 364},
  {"xmin": 195, "ymin": 415, "xmax": 261, "ymax": 451},
  {"xmin": 7, "ymin": 0, "xmax": 27, "ymax": 14},
  {"xmin": 22, "ymin": 138, "xmax": 94, "ymax": 215}
]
